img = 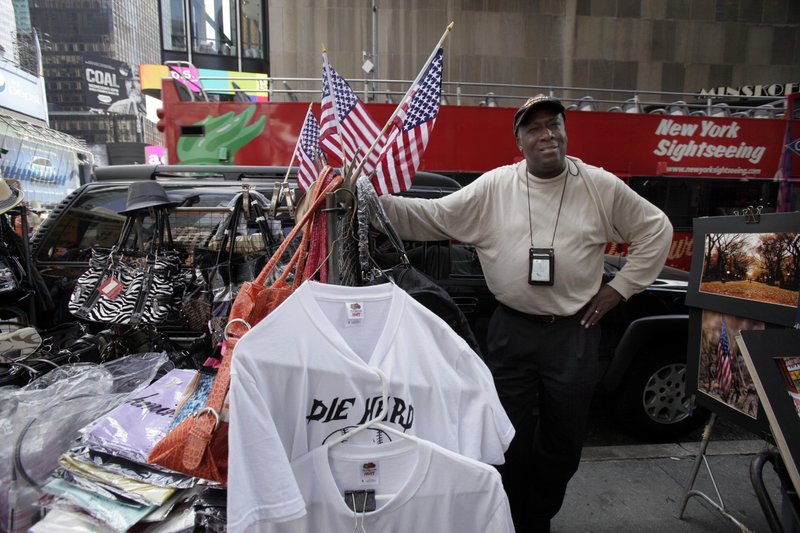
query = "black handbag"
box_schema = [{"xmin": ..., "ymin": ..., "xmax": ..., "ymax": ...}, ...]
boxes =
[
  {"xmin": 182, "ymin": 189, "xmax": 278, "ymax": 339},
  {"xmin": 357, "ymin": 176, "xmax": 482, "ymax": 356},
  {"xmin": 0, "ymin": 321, "xmax": 105, "ymax": 387},
  {"xmin": 69, "ymin": 207, "xmax": 187, "ymax": 325},
  {"xmin": 0, "ymin": 218, "xmax": 26, "ymax": 295}
]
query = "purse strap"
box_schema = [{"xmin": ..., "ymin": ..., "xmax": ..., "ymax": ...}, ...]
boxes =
[
  {"xmin": 214, "ymin": 190, "xmax": 276, "ymax": 263},
  {"xmin": 253, "ymin": 167, "xmax": 343, "ymax": 288},
  {"xmin": 356, "ymin": 176, "xmax": 410, "ymax": 281},
  {"xmin": 113, "ymin": 213, "xmax": 139, "ymax": 254},
  {"xmin": 180, "ymin": 168, "xmax": 342, "ymax": 472}
]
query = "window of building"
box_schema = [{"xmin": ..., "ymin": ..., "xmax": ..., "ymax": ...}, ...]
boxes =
[
  {"xmin": 191, "ymin": 0, "xmax": 237, "ymax": 56},
  {"xmin": 161, "ymin": 0, "xmax": 262, "ymax": 58},
  {"xmin": 241, "ymin": 0, "xmax": 262, "ymax": 58},
  {"xmin": 163, "ymin": 0, "xmax": 187, "ymax": 51}
]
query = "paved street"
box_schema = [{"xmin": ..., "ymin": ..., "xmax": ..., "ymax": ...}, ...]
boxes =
[
  {"xmin": 545, "ymin": 397, "xmax": 793, "ymax": 532},
  {"xmin": 555, "ymin": 434, "xmax": 787, "ymax": 532}
]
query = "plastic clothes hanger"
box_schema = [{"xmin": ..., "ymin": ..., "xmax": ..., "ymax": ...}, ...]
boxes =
[
  {"xmin": 327, "ymin": 368, "xmax": 417, "ymax": 509},
  {"xmin": 327, "ymin": 367, "xmax": 417, "ymax": 447}
]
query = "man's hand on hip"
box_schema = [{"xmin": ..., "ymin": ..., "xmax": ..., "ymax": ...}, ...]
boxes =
[{"xmin": 580, "ymin": 284, "xmax": 623, "ymax": 328}]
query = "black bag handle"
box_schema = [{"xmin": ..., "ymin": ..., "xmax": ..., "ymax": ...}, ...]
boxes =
[{"xmin": 214, "ymin": 189, "xmax": 276, "ymax": 264}]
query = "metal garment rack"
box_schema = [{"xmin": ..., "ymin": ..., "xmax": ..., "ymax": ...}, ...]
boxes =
[{"xmin": 678, "ymin": 412, "xmax": 755, "ymax": 532}]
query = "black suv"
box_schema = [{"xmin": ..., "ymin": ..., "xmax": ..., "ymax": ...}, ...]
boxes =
[{"xmin": 30, "ymin": 165, "xmax": 701, "ymax": 441}]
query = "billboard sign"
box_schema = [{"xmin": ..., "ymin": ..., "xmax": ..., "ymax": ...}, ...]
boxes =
[
  {"xmin": 0, "ymin": 63, "xmax": 47, "ymax": 122},
  {"xmin": 83, "ymin": 54, "xmax": 133, "ymax": 110},
  {"xmin": 145, "ymin": 145, "xmax": 167, "ymax": 164},
  {"xmin": 140, "ymin": 64, "xmax": 269, "ymax": 101},
  {"xmin": 0, "ymin": 124, "xmax": 80, "ymax": 205}
]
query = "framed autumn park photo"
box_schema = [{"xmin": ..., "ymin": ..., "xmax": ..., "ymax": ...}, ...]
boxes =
[
  {"xmin": 686, "ymin": 212, "xmax": 800, "ymax": 327},
  {"xmin": 737, "ymin": 329, "xmax": 800, "ymax": 495},
  {"xmin": 685, "ymin": 308, "xmax": 771, "ymax": 436}
]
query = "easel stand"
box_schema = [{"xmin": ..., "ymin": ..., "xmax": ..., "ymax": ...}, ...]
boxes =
[{"xmin": 678, "ymin": 412, "xmax": 755, "ymax": 532}]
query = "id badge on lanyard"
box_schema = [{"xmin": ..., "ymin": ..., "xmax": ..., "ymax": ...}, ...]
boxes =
[{"xmin": 529, "ymin": 247, "xmax": 554, "ymax": 285}]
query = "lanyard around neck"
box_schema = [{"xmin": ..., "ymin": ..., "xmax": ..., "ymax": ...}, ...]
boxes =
[{"xmin": 526, "ymin": 166, "xmax": 569, "ymax": 248}]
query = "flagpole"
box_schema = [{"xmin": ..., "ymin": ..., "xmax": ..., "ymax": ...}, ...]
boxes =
[
  {"xmin": 322, "ymin": 46, "xmax": 352, "ymax": 177},
  {"xmin": 282, "ymin": 103, "xmax": 313, "ymax": 184},
  {"xmin": 269, "ymin": 103, "xmax": 313, "ymax": 216},
  {"xmin": 346, "ymin": 21, "xmax": 454, "ymax": 188}
]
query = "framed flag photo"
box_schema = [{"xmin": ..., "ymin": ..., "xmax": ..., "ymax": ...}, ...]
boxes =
[
  {"xmin": 686, "ymin": 212, "xmax": 800, "ymax": 327},
  {"xmin": 736, "ymin": 329, "xmax": 800, "ymax": 495},
  {"xmin": 685, "ymin": 307, "xmax": 771, "ymax": 437}
]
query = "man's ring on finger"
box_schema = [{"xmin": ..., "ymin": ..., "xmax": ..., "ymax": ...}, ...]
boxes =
[{"xmin": 594, "ymin": 309, "xmax": 600, "ymax": 314}]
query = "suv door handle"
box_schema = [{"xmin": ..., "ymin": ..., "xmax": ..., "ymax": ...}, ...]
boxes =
[{"xmin": 452, "ymin": 297, "xmax": 479, "ymax": 314}]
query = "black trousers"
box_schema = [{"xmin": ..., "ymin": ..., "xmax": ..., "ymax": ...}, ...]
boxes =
[{"xmin": 486, "ymin": 305, "xmax": 601, "ymax": 531}]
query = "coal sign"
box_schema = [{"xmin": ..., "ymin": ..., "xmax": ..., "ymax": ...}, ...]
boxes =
[{"xmin": 83, "ymin": 53, "xmax": 130, "ymax": 109}]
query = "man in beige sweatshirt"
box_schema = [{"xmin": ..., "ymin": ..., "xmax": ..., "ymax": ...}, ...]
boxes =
[{"xmin": 380, "ymin": 94, "xmax": 673, "ymax": 532}]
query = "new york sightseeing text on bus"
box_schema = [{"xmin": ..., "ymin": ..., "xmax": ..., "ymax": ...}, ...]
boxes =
[{"xmin": 151, "ymin": 72, "xmax": 799, "ymax": 271}]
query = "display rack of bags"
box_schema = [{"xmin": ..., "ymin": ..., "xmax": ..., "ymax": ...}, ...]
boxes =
[{"xmin": 182, "ymin": 188, "xmax": 279, "ymax": 342}]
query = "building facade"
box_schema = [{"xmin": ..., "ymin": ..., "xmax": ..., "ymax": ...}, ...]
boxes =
[
  {"xmin": 1, "ymin": 1, "xmax": 92, "ymax": 208},
  {"xmin": 29, "ymin": 0, "xmax": 162, "ymax": 164},
  {"xmin": 262, "ymin": 0, "xmax": 799, "ymax": 106},
  {"xmin": 9, "ymin": 0, "xmax": 799, "ymax": 168},
  {"xmin": 160, "ymin": 0, "xmax": 268, "ymax": 74}
]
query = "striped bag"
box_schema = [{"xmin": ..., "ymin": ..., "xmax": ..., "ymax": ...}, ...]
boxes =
[{"xmin": 69, "ymin": 207, "xmax": 186, "ymax": 325}]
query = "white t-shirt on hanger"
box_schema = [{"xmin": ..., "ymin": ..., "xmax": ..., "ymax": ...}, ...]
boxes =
[
  {"xmin": 227, "ymin": 281, "xmax": 514, "ymax": 531},
  {"xmin": 247, "ymin": 438, "xmax": 514, "ymax": 533}
]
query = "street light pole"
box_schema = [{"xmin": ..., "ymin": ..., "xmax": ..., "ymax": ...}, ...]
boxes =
[{"xmin": 371, "ymin": 0, "xmax": 377, "ymax": 99}]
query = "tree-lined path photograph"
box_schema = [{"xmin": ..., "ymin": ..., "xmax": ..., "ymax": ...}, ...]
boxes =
[{"xmin": 700, "ymin": 232, "xmax": 800, "ymax": 307}]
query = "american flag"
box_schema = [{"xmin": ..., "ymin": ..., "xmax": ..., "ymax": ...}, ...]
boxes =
[
  {"xmin": 294, "ymin": 107, "xmax": 323, "ymax": 193},
  {"xmin": 372, "ymin": 48, "xmax": 444, "ymax": 195},
  {"xmin": 319, "ymin": 58, "xmax": 384, "ymax": 175},
  {"xmin": 716, "ymin": 319, "xmax": 734, "ymax": 401}
]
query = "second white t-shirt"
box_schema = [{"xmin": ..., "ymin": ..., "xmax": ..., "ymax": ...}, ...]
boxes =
[{"xmin": 247, "ymin": 438, "xmax": 515, "ymax": 533}]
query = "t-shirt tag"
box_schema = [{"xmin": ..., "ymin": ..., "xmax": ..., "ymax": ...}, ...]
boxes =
[
  {"xmin": 359, "ymin": 461, "xmax": 380, "ymax": 485},
  {"xmin": 343, "ymin": 490, "xmax": 376, "ymax": 512},
  {"xmin": 98, "ymin": 277, "xmax": 124, "ymax": 299},
  {"xmin": 344, "ymin": 301, "xmax": 364, "ymax": 327}
]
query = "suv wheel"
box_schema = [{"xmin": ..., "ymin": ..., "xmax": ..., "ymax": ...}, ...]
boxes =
[{"xmin": 616, "ymin": 348, "xmax": 706, "ymax": 441}]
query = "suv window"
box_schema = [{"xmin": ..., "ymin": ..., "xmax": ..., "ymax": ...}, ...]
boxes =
[
  {"xmin": 36, "ymin": 185, "xmax": 130, "ymax": 261},
  {"xmin": 34, "ymin": 184, "xmax": 255, "ymax": 262}
]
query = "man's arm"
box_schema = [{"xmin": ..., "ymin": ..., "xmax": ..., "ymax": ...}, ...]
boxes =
[
  {"xmin": 604, "ymin": 178, "xmax": 673, "ymax": 301},
  {"xmin": 379, "ymin": 174, "xmax": 495, "ymax": 246}
]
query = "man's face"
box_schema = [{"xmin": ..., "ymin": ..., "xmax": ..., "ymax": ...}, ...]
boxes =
[
  {"xmin": 128, "ymin": 80, "xmax": 143, "ymax": 104},
  {"xmin": 515, "ymin": 108, "xmax": 567, "ymax": 179}
]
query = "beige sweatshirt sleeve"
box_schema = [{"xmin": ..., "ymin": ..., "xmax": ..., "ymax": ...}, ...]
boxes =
[
  {"xmin": 379, "ymin": 175, "xmax": 496, "ymax": 247},
  {"xmin": 604, "ymin": 177, "xmax": 673, "ymax": 300}
]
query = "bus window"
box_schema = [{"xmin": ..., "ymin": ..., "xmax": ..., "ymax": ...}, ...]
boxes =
[{"xmin": 629, "ymin": 176, "xmax": 778, "ymax": 231}]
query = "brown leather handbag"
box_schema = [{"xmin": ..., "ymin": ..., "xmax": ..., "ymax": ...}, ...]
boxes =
[{"xmin": 147, "ymin": 168, "xmax": 343, "ymax": 484}]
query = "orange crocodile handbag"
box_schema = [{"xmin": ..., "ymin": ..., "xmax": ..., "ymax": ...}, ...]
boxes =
[{"xmin": 147, "ymin": 168, "xmax": 343, "ymax": 484}]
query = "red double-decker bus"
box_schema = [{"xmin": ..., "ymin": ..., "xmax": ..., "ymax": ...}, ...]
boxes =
[{"xmin": 153, "ymin": 76, "xmax": 799, "ymax": 271}]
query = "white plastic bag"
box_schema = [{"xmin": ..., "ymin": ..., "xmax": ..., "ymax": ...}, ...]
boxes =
[{"xmin": 0, "ymin": 352, "xmax": 168, "ymax": 532}]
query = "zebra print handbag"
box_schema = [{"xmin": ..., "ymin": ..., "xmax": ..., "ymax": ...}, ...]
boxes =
[{"xmin": 69, "ymin": 208, "xmax": 187, "ymax": 325}]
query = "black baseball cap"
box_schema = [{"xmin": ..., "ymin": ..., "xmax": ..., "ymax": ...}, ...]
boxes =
[{"xmin": 513, "ymin": 94, "xmax": 566, "ymax": 136}]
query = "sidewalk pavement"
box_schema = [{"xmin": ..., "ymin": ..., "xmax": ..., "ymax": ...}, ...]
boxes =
[{"xmin": 552, "ymin": 439, "xmax": 787, "ymax": 533}]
